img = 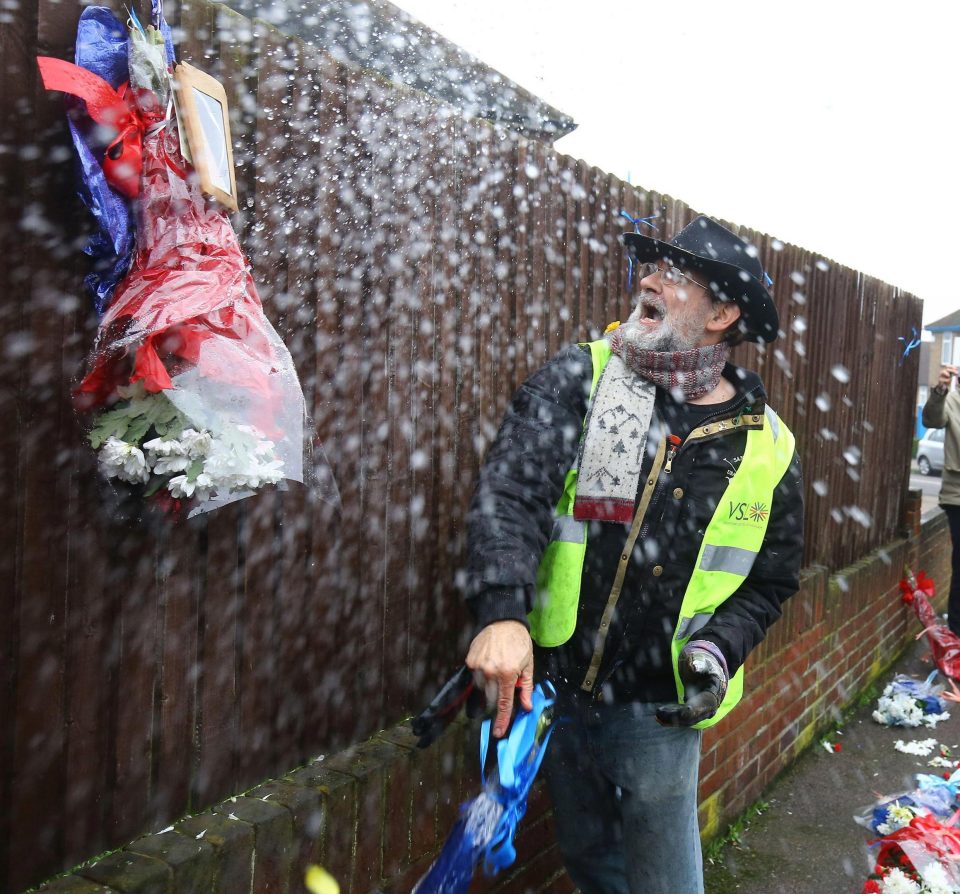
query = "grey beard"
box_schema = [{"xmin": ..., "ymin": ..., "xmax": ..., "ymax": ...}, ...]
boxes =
[{"xmin": 621, "ymin": 305, "xmax": 699, "ymax": 353}]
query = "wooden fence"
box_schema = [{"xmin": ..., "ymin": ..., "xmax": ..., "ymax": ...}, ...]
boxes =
[{"xmin": 1, "ymin": 0, "xmax": 922, "ymax": 888}]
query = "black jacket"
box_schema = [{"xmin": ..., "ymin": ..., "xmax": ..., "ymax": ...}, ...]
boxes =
[{"xmin": 464, "ymin": 344, "xmax": 804, "ymax": 703}]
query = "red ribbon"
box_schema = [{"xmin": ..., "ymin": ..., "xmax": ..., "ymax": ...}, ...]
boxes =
[{"xmin": 37, "ymin": 56, "xmax": 147, "ymax": 198}]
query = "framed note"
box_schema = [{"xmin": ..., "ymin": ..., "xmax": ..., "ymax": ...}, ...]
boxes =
[{"xmin": 172, "ymin": 61, "xmax": 239, "ymax": 211}]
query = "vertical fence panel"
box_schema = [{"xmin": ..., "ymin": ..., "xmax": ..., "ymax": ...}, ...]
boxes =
[
  {"xmin": 153, "ymin": 520, "xmax": 204, "ymax": 821},
  {"xmin": 0, "ymin": 3, "xmax": 29, "ymax": 883},
  {"xmin": 272, "ymin": 34, "xmax": 322, "ymax": 773},
  {"xmin": 301, "ymin": 47, "xmax": 350, "ymax": 755}
]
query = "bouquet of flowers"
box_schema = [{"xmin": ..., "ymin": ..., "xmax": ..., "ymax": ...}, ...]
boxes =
[
  {"xmin": 39, "ymin": 6, "xmax": 333, "ymax": 516},
  {"xmin": 900, "ymin": 570, "xmax": 960, "ymax": 681},
  {"xmin": 862, "ymin": 813, "xmax": 960, "ymax": 893},
  {"xmin": 73, "ymin": 120, "xmax": 309, "ymax": 516},
  {"xmin": 874, "ymin": 673, "xmax": 950, "ymax": 728}
]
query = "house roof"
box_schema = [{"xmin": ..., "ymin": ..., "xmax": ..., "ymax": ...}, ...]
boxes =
[
  {"xmin": 225, "ymin": 0, "xmax": 577, "ymax": 144},
  {"xmin": 926, "ymin": 308, "xmax": 960, "ymax": 332}
]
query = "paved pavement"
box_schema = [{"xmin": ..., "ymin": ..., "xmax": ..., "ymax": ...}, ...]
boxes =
[{"xmin": 703, "ymin": 637, "xmax": 960, "ymax": 894}]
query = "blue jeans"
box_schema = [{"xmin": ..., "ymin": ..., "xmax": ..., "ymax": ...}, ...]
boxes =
[{"xmin": 543, "ymin": 698, "xmax": 703, "ymax": 894}]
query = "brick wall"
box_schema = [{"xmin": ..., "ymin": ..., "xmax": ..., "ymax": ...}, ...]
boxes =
[{"xmin": 34, "ymin": 501, "xmax": 950, "ymax": 894}]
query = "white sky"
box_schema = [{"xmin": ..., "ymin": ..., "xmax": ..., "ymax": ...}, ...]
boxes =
[{"xmin": 394, "ymin": 0, "xmax": 960, "ymax": 326}]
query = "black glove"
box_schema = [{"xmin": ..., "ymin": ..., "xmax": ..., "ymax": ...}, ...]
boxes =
[
  {"xmin": 410, "ymin": 666, "xmax": 487, "ymax": 748},
  {"xmin": 655, "ymin": 642, "xmax": 729, "ymax": 727}
]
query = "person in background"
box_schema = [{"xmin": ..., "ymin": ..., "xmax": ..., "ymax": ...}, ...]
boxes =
[
  {"xmin": 922, "ymin": 364, "xmax": 960, "ymax": 634},
  {"xmin": 462, "ymin": 215, "xmax": 805, "ymax": 894}
]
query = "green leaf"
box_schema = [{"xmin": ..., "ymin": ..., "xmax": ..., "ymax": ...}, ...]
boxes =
[
  {"xmin": 89, "ymin": 406, "xmax": 139, "ymax": 449},
  {"xmin": 88, "ymin": 392, "xmax": 187, "ymax": 449},
  {"xmin": 186, "ymin": 458, "xmax": 205, "ymax": 480},
  {"xmin": 124, "ymin": 415, "xmax": 154, "ymax": 446},
  {"xmin": 153, "ymin": 406, "xmax": 188, "ymax": 438}
]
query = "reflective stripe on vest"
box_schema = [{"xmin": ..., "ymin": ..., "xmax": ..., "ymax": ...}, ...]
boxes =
[{"xmin": 529, "ymin": 339, "xmax": 796, "ymax": 728}]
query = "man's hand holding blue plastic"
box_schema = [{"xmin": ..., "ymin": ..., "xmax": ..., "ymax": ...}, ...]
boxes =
[
  {"xmin": 466, "ymin": 620, "xmax": 534, "ymax": 738},
  {"xmin": 656, "ymin": 641, "xmax": 729, "ymax": 727}
]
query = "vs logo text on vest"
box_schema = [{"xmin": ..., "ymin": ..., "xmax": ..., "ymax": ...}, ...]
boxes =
[{"xmin": 728, "ymin": 500, "xmax": 770, "ymax": 525}]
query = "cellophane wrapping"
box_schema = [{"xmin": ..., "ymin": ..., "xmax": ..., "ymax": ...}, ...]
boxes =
[{"xmin": 76, "ymin": 121, "xmax": 320, "ymax": 516}]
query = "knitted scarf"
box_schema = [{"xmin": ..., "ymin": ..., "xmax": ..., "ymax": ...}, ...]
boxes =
[
  {"xmin": 572, "ymin": 333, "xmax": 730, "ymax": 524},
  {"xmin": 608, "ymin": 328, "xmax": 729, "ymax": 402}
]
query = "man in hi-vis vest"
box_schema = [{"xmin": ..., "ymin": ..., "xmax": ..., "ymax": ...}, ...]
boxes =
[{"xmin": 462, "ymin": 215, "xmax": 804, "ymax": 894}]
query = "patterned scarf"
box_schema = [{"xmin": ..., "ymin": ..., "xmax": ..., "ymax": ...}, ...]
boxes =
[
  {"xmin": 608, "ymin": 327, "xmax": 729, "ymax": 401},
  {"xmin": 572, "ymin": 333, "xmax": 730, "ymax": 524}
]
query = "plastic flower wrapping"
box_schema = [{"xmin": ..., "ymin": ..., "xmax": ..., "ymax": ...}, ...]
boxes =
[
  {"xmin": 411, "ymin": 682, "xmax": 556, "ymax": 894},
  {"xmin": 40, "ymin": 5, "xmax": 332, "ymax": 516},
  {"xmin": 862, "ymin": 812, "xmax": 960, "ymax": 893},
  {"xmin": 74, "ymin": 122, "xmax": 309, "ymax": 515},
  {"xmin": 900, "ymin": 570, "xmax": 960, "ymax": 681}
]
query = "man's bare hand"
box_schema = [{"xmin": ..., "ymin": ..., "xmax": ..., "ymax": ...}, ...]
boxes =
[
  {"xmin": 465, "ymin": 620, "xmax": 534, "ymax": 738},
  {"xmin": 939, "ymin": 365, "xmax": 958, "ymax": 389}
]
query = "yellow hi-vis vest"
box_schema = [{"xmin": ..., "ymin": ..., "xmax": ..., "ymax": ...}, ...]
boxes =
[{"xmin": 528, "ymin": 338, "xmax": 796, "ymax": 728}]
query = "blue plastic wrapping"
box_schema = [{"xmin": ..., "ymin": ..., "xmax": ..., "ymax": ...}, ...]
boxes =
[
  {"xmin": 76, "ymin": 7, "xmax": 129, "ymax": 86},
  {"xmin": 412, "ymin": 683, "xmax": 556, "ymax": 894},
  {"xmin": 69, "ymin": 6, "xmax": 134, "ymax": 314},
  {"xmin": 70, "ymin": 116, "xmax": 134, "ymax": 314}
]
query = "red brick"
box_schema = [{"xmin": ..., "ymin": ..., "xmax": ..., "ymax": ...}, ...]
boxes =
[
  {"xmin": 380, "ymin": 853, "xmax": 438, "ymax": 894},
  {"xmin": 79, "ymin": 852, "xmax": 171, "ymax": 894},
  {"xmin": 177, "ymin": 813, "xmax": 255, "ymax": 894},
  {"xmin": 247, "ymin": 782, "xmax": 325, "ymax": 884},
  {"xmin": 284, "ymin": 764, "xmax": 357, "ymax": 890},
  {"xmin": 128, "ymin": 831, "xmax": 217, "ymax": 892},
  {"xmin": 211, "ymin": 796, "xmax": 294, "ymax": 894}
]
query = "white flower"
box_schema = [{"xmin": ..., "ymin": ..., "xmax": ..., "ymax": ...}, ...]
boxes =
[
  {"xmin": 873, "ymin": 691, "xmax": 950, "ymax": 728},
  {"xmin": 895, "ymin": 738, "xmax": 939, "ymax": 756},
  {"xmin": 152, "ymin": 454, "xmax": 192, "ymax": 475},
  {"xmin": 143, "ymin": 436, "xmax": 186, "ymax": 457},
  {"xmin": 874, "ymin": 693, "xmax": 926, "ymax": 727},
  {"xmin": 923, "ymin": 712, "xmax": 951, "ymax": 729},
  {"xmin": 167, "ymin": 473, "xmax": 213, "ymax": 501},
  {"xmin": 919, "ymin": 860, "xmax": 960, "ymax": 894},
  {"xmin": 881, "ymin": 867, "xmax": 922, "ymax": 893},
  {"xmin": 180, "ymin": 428, "xmax": 213, "ymax": 458},
  {"xmin": 143, "ymin": 436, "xmax": 190, "ymax": 474},
  {"xmin": 877, "ymin": 803, "xmax": 921, "ymax": 835},
  {"xmin": 241, "ymin": 458, "xmax": 284, "ymax": 489},
  {"xmin": 99, "ymin": 437, "xmax": 150, "ymax": 484},
  {"xmin": 201, "ymin": 433, "xmax": 284, "ymax": 493}
]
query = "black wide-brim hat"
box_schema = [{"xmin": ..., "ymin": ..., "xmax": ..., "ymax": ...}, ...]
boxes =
[{"xmin": 623, "ymin": 215, "xmax": 779, "ymax": 343}]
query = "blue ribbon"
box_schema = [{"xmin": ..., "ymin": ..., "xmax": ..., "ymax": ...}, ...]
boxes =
[
  {"xmin": 762, "ymin": 271, "xmax": 774, "ymax": 287},
  {"xmin": 126, "ymin": 5, "xmax": 147, "ymax": 36},
  {"xmin": 478, "ymin": 681, "xmax": 557, "ymax": 875},
  {"xmin": 619, "ymin": 210, "xmax": 659, "ymax": 233},
  {"xmin": 899, "ymin": 327, "xmax": 921, "ymax": 365}
]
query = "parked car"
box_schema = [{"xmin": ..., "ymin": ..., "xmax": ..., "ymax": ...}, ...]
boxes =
[{"xmin": 917, "ymin": 428, "xmax": 946, "ymax": 476}]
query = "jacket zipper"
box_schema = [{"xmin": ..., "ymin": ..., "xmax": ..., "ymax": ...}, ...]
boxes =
[{"xmin": 638, "ymin": 406, "xmax": 765, "ymax": 547}]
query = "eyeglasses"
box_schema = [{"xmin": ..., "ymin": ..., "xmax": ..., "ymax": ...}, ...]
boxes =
[{"xmin": 636, "ymin": 261, "xmax": 710, "ymax": 292}]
